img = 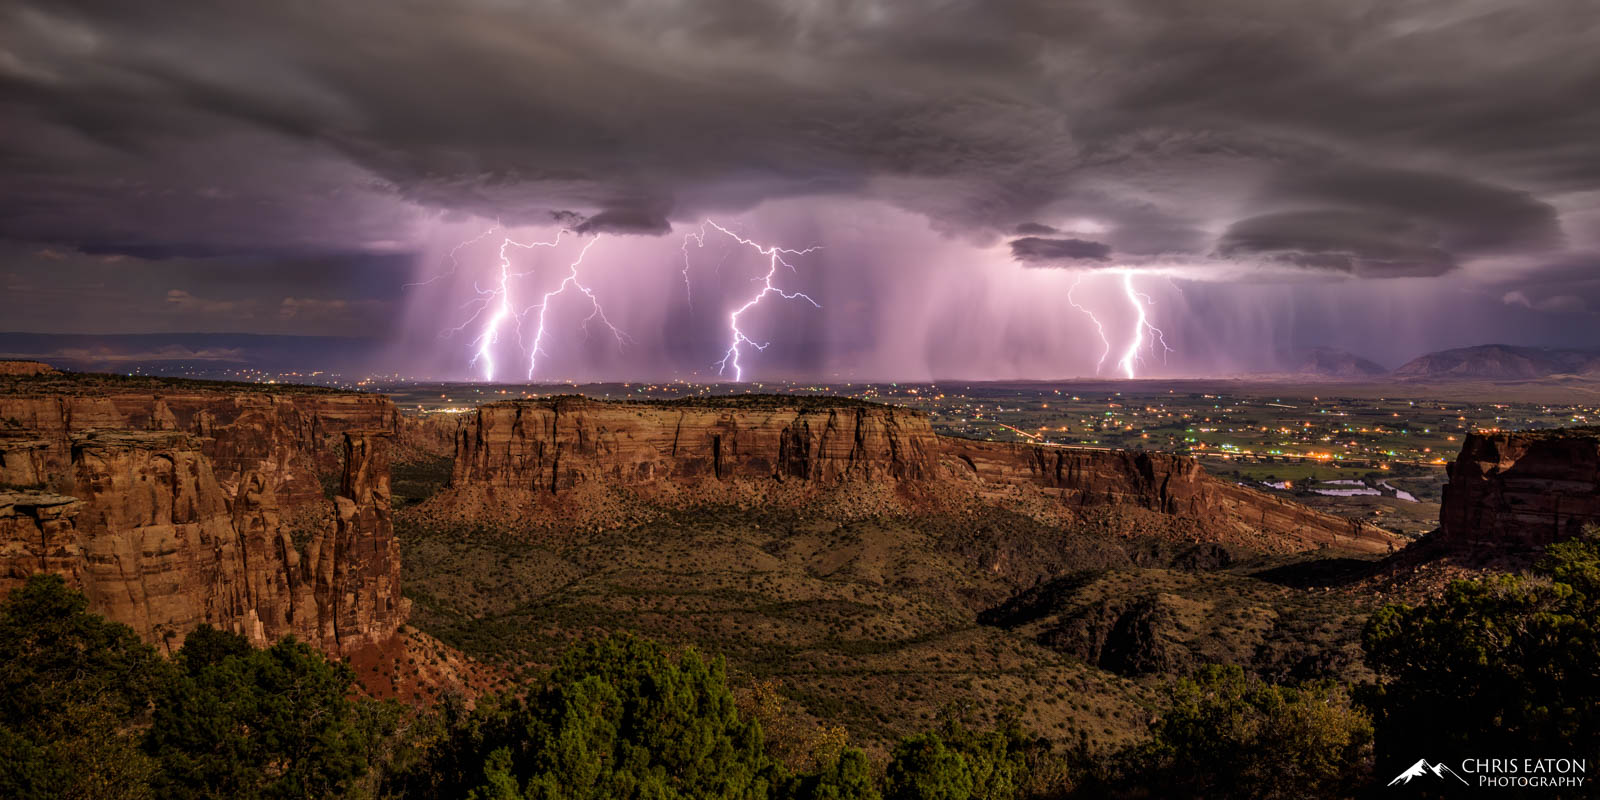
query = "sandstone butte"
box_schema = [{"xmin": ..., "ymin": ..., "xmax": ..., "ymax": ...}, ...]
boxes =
[
  {"xmin": 0, "ymin": 360, "xmax": 57, "ymax": 377},
  {"xmin": 6, "ymin": 372, "xmax": 1595, "ymax": 661}
]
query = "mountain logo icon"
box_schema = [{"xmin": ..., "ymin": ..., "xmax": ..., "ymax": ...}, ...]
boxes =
[{"xmin": 1388, "ymin": 758, "xmax": 1470, "ymax": 786}]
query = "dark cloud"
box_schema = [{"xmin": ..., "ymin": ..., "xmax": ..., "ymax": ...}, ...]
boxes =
[
  {"xmin": 1, "ymin": 0, "xmax": 1594, "ymax": 267},
  {"xmin": 1492, "ymin": 252, "xmax": 1600, "ymax": 314},
  {"xmin": 1217, "ymin": 210, "xmax": 1457, "ymax": 278},
  {"xmin": 1009, "ymin": 236, "xmax": 1112, "ymax": 264},
  {"xmin": 572, "ymin": 205, "xmax": 674, "ymax": 236},
  {"xmin": 2, "ymin": 0, "xmax": 1600, "ymax": 368},
  {"xmin": 550, "ymin": 210, "xmax": 586, "ymax": 229},
  {"xmin": 1254, "ymin": 165, "xmax": 1564, "ymax": 255}
]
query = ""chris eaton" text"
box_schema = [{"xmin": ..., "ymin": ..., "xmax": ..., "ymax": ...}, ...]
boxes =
[{"xmin": 1461, "ymin": 758, "xmax": 1586, "ymax": 790}]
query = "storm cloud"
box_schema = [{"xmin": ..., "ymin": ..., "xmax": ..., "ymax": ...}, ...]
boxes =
[
  {"xmin": 1009, "ymin": 237, "xmax": 1112, "ymax": 265},
  {"xmin": 3, "ymin": 0, "xmax": 1600, "ymax": 375},
  {"xmin": 1217, "ymin": 210, "xmax": 1458, "ymax": 278},
  {"xmin": 2, "ymin": 1, "xmax": 1596, "ymax": 253}
]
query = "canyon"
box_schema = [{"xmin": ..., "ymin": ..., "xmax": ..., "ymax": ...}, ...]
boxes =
[{"xmin": 12, "ymin": 370, "xmax": 1598, "ymax": 675}]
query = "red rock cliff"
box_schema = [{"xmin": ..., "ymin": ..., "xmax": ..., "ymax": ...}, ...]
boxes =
[
  {"xmin": 453, "ymin": 398, "xmax": 937, "ymax": 490},
  {"xmin": 0, "ymin": 386, "xmax": 405, "ymax": 654},
  {"xmin": 441, "ymin": 398, "xmax": 1396, "ymax": 553},
  {"xmin": 1, "ymin": 391, "xmax": 397, "ymax": 513},
  {"xmin": 1440, "ymin": 428, "xmax": 1600, "ymax": 549},
  {"xmin": 938, "ymin": 438, "xmax": 1392, "ymax": 552}
]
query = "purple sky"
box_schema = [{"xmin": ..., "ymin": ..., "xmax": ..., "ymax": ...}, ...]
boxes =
[{"xmin": 3, "ymin": 1, "xmax": 1599, "ymax": 380}]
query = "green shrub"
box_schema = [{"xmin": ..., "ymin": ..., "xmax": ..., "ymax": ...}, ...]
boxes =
[
  {"xmin": 399, "ymin": 632, "xmax": 777, "ymax": 800},
  {"xmin": 0, "ymin": 575, "xmax": 168, "ymax": 800},
  {"xmin": 1363, "ymin": 529, "xmax": 1600, "ymax": 776},
  {"xmin": 1113, "ymin": 665, "xmax": 1372, "ymax": 800},
  {"xmin": 148, "ymin": 627, "xmax": 372, "ymax": 799}
]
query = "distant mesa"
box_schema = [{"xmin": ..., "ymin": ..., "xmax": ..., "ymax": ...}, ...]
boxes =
[
  {"xmin": 1394, "ymin": 344, "xmax": 1600, "ymax": 380},
  {"xmin": 1274, "ymin": 347, "xmax": 1388, "ymax": 378},
  {"xmin": 0, "ymin": 332, "xmax": 377, "ymax": 375},
  {"xmin": 0, "ymin": 360, "xmax": 58, "ymax": 376},
  {"xmin": 437, "ymin": 396, "xmax": 1398, "ymax": 553}
]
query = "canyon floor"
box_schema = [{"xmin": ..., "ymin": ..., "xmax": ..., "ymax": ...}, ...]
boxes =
[{"xmin": 391, "ymin": 453, "xmax": 1387, "ymax": 755}]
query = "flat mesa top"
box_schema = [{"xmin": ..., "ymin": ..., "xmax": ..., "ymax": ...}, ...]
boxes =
[{"xmin": 1484, "ymin": 425, "xmax": 1600, "ymax": 442}]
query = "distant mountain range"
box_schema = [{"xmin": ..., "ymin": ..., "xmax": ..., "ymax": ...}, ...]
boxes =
[
  {"xmin": 1266, "ymin": 344, "xmax": 1600, "ymax": 381},
  {"xmin": 1392, "ymin": 344, "xmax": 1600, "ymax": 379},
  {"xmin": 0, "ymin": 332, "xmax": 383, "ymax": 376}
]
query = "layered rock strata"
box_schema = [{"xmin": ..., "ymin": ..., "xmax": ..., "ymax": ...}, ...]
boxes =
[
  {"xmin": 0, "ymin": 386, "xmax": 405, "ymax": 654},
  {"xmin": 441, "ymin": 398, "xmax": 1396, "ymax": 553},
  {"xmin": 1439, "ymin": 428, "xmax": 1600, "ymax": 549}
]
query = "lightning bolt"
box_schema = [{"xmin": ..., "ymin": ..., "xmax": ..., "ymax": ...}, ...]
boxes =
[
  {"xmin": 681, "ymin": 228, "xmax": 703, "ymax": 308},
  {"xmin": 1067, "ymin": 275, "xmax": 1112, "ymax": 375},
  {"xmin": 1114, "ymin": 269, "xmax": 1172, "ymax": 379},
  {"xmin": 1061, "ymin": 269, "xmax": 1174, "ymax": 379},
  {"xmin": 1132, "ymin": 281, "xmax": 1173, "ymax": 360},
  {"xmin": 521, "ymin": 235, "xmax": 631, "ymax": 380},
  {"xmin": 681, "ymin": 220, "xmax": 821, "ymax": 382},
  {"xmin": 432, "ymin": 228, "xmax": 627, "ymax": 382},
  {"xmin": 404, "ymin": 226, "xmax": 500, "ymax": 289},
  {"xmin": 470, "ymin": 231, "xmax": 568, "ymax": 382}
]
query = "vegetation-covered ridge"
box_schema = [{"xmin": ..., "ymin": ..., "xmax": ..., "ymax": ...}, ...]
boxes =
[{"xmin": 4, "ymin": 530, "xmax": 1596, "ymax": 799}]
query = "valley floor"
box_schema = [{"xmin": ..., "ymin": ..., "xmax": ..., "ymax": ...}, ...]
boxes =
[{"xmin": 393, "ymin": 458, "xmax": 1387, "ymax": 755}]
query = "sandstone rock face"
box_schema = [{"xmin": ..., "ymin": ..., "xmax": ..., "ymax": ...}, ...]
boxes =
[
  {"xmin": 453, "ymin": 398, "xmax": 937, "ymax": 490},
  {"xmin": 0, "ymin": 391, "xmax": 397, "ymax": 511},
  {"xmin": 0, "ymin": 491, "xmax": 83, "ymax": 584},
  {"xmin": 0, "ymin": 388, "xmax": 405, "ymax": 654},
  {"xmin": 939, "ymin": 439, "xmax": 1216, "ymax": 512},
  {"xmin": 1440, "ymin": 428, "xmax": 1600, "ymax": 549},
  {"xmin": 318, "ymin": 431, "xmax": 406, "ymax": 652},
  {"xmin": 442, "ymin": 398, "xmax": 1395, "ymax": 553},
  {"xmin": 397, "ymin": 412, "xmax": 461, "ymax": 461},
  {"xmin": 941, "ymin": 439, "xmax": 1394, "ymax": 552},
  {"xmin": 0, "ymin": 360, "xmax": 57, "ymax": 376}
]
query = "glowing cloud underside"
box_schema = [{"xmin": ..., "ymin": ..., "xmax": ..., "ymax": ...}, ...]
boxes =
[{"xmin": 682, "ymin": 220, "xmax": 821, "ymax": 382}]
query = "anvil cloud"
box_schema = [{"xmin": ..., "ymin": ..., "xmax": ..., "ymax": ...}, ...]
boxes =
[{"xmin": 2, "ymin": 0, "xmax": 1599, "ymax": 378}]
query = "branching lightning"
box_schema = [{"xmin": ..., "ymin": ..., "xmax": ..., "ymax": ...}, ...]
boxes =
[
  {"xmin": 1066, "ymin": 269, "xmax": 1174, "ymax": 379},
  {"xmin": 1067, "ymin": 276, "xmax": 1112, "ymax": 374},
  {"xmin": 681, "ymin": 220, "xmax": 821, "ymax": 382},
  {"xmin": 521, "ymin": 235, "xmax": 631, "ymax": 380},
  {"xmin": 404, "ymin": 226, "xmax": 500, "ymax": 289},
  {"xmin": 430, "ymin": 228, "xmax": 628, "ymax": 382},
  {"xmin": 423, "ymin": 223, "xmax": 1170, "ymax": 384}
]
